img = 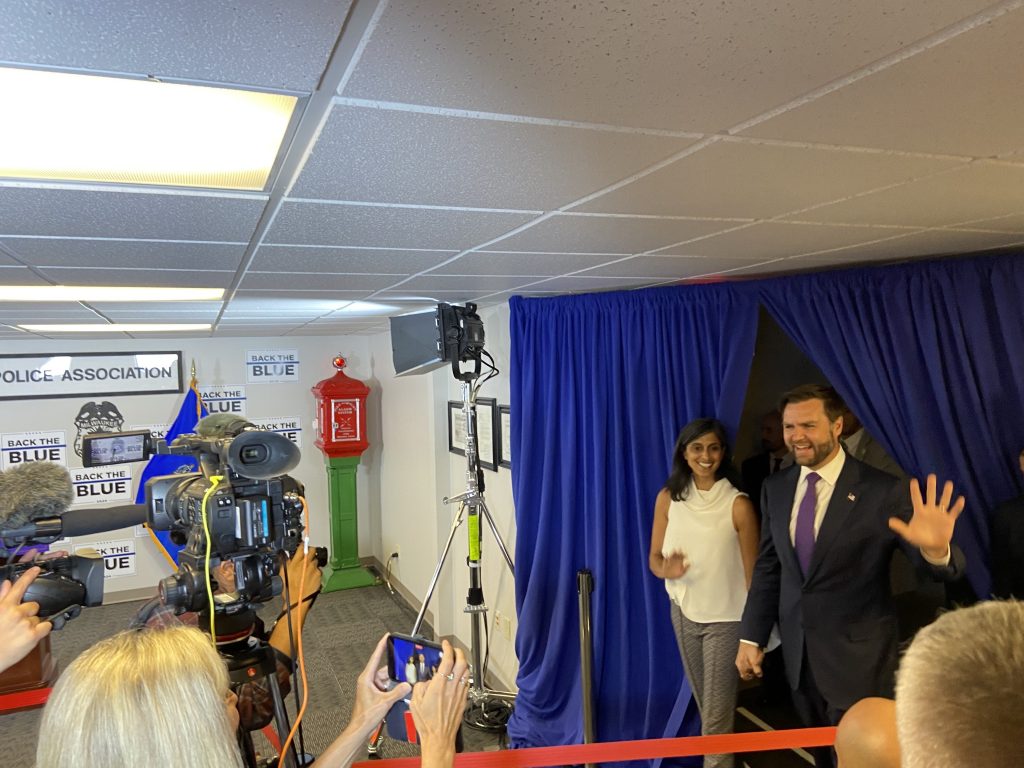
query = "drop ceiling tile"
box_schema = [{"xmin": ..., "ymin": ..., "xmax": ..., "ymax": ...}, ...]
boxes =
[
  {"xmin": 293, "ymin": 104, "xmax": 694, "ymax": 209},
  {"xmin": 527, "ymin": 275, "xmax": 665, "ymax": 292},
  {"xmin": 36, "ymin": 267, "xmax": 233, "ymax": 287},
  {"xmin": 430, "ymin": 251, "xmax": 620, "ymax": 276},
  {"xmin": 266, "ymin": 202, "xmax": 536, "ymax": 249},
  {"xmin": 374, "ymin": 289, "xmax": 490, "ymax": 301},
  {"xmin": 394, "ymin": 275, "xmax": 536, "ymax": 293},
  {"xmin": 343, "ymin": 0, "xmax": 991, "ymax": 132},
  {"xmin": 950, "ymin": 211, "xmax": 1024, "ymax": 233},
  {"xmin": 1, "ymin": 0, "xmax": 351, "ymax": 91},
  {"xmin": 235, "ymin": 289, "xmax": 369, "ymax": 300},
  {"xmin": 495, "ymin": 215, "xmax": 734, "ymax": 254},
  {"xmin": 241, "ymin": 273, "xmax": 399, "ymax": 291},
  {"xmin": 580, "ymin": 256, "xmax": 722, "ymax": 279},
  {"xmin": 655, "ymin": 221, "xmax": 914, "ymax": 260},
  {"xmin": 0, "ymin": 188, "xmax": 265, "ymax": 241},
  {"xmin": 576, "ymin": 141, "xmax": 961, "ymax": 219},
  {"xmin": 795, "ymin": 229, "xmax": 1024, "ymax": 265},
  {"xmin": 1, "ymin": 238, "xmax": 246, "ymax": 271},
  {"xmin": 252, "ymin": 246, "xmax": 453, "ymax": 274},
  {"xmin": 742, "ymin": 9, "xmax": 1024, "ymax": 156},
  {"xmin": 0, "ymin": 267, "xmax": 51, "ymax": 285},
  {"xmin": 0, "ymin": 253, "xmax": 19, "ymax": 267},
  {"xmin": 226, "ymin": 296, "xmax": 349, "ymax": 313},
  {"xmin": 788, "ymin": 163, "xmax": 1024, "ymax": 228},
  {"xmin": 92, "ymin": 301, "xmax": 223, "ymax": 313}
]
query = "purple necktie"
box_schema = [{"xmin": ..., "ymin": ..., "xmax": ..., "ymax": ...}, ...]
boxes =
[{"xmin": 795, "ymin": 472, "xmax": 820, "ymax": 575}]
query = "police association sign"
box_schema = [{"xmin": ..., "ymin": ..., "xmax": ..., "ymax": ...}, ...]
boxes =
[{"xmin": 0, "ymin": 352, "xmax": 182, "ymax": 400}]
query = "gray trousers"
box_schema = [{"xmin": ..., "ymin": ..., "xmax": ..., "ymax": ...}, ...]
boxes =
[{"xmin": 670, "ymin": 602, "xmax": 741, "ymax": 768}]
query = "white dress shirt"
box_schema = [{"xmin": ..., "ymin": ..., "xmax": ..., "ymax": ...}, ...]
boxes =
[{"xmin": 788, "ymin": 449, "xmax": 846, "ymax": 545}]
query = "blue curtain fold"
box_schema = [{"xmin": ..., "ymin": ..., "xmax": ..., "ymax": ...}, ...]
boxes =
[
  {"xmin": 756, "ymin": 253, "xmax": 1024, "ymax": 597},
  {"xmin": 507, "ymin": 285, "xmax": 759, "ymax": 759}
]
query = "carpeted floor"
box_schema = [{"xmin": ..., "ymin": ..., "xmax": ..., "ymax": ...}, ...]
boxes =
[{"xmin": 0, "ymin": 582, "xmax": 506, "ymax": 767}]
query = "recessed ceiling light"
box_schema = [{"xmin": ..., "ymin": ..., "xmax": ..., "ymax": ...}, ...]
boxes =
[
  {"xmin": 19, "ymin": 323, "xmax": 212, "ymax": 333},
  {"xmin": 0, "ymin": 286, "xmax": 225, "ymax": 301},
  {"xmin": 0, "ymin": 67, "xmax": 297, "ymax": 190}
]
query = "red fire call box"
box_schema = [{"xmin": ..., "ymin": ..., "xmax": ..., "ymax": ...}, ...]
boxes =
[{"xmin": 311, "ymin": 355, "xmax": 370, "ymax": 459}]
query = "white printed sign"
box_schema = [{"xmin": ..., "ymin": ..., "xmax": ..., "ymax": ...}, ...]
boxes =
[
  {"xmin": 248, "ymin": 416, "xmax": 302, "ymax": 446},
  {"xmin": 1, "ymin": 431, "xmax": 68, "ymax": 470},
  {"xmin": 75, "ymin": 538, "xmax": 136, "ymax": 579},
  {"xmin": 70, "ymin": 465, "xmax": 133, "ymax": 506},
  {"xmin": 129, "ymin": 423, "xmax": 170, "ymax": 441},
  {"xmin": 199, "ymin": 385, "xmax": 247, "ymax": 415},
  {"xmin": 246, "ymin": 350, "xmax": 300, "ymax": 383},
  {"xmin": 0, "ymin": 352, "xmax": 181, "ymax": 400}
]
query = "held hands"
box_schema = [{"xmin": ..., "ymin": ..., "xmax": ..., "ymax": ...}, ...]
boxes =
[
  {"xmin": 351, "ymin": 635, "xmax": 412, "ymax": 726},
  {"xmin": 888, "ymin": 474, "xmax": 964, "ymax": 560},
  {"xmin": 735, "ymin": 643, "xmax": 764, "ymax": 682},
  {"xmin": 410, "ymin": 639, "xmax": 469, "ymax": 766},
  {"xmin": 0, "ymin": 567, "xmax": 53, "ymax": 674}
]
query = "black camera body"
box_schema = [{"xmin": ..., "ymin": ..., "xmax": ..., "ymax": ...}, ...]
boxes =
[
  {"xmin": 0, "ymin": 551, "xmax": 105, "ymax": 628},
  {"xmin": 142, "ymin": 415, "xmax": 307, "ymax": 615}
]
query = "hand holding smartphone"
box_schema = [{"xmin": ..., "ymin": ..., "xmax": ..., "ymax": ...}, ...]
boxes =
[{"xmin": 386, "ymin": 632, "xmax": 445, "ymax": 689}]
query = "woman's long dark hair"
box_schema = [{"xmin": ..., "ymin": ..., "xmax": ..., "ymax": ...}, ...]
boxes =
[{"xmin": 664, "ymin": 418, "xmax": 738, "ymax": 501}]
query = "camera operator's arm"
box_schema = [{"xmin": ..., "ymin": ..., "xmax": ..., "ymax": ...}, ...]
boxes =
[
  {"xmin": 410, "ymin": 640, "xmax": 469, "ymax": 768},
  {"xmin": 0, "ymin": 567, "xmax": 53, "ymax": 674},
  {"xmin": 268, "ymin": 548, "xmax": 322, "ymax": 659},
  {"xmin": 315, "ymin": 634, "xmax": 411, "ymax": 768}
]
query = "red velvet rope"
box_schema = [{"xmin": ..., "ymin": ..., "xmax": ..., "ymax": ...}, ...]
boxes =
[{"xmin": 353, "ymin": 726, "xmax": 837, "ymax": 768}]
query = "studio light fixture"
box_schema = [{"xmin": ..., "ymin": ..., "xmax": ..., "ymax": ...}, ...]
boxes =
[{"xmin": 0, "ymin": 66, "xmax": 297, "ymax": 190}]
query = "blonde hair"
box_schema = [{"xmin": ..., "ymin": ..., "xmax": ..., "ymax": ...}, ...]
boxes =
[
  {"xmin": 37, "ymin": 626, "xmax": 243, "ymax": 768},
  {"xmin": 896, "ymin": 601, "xmax": 1024, "ymax": 768}
]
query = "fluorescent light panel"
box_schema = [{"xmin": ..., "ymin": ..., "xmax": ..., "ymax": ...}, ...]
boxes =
[
  {"xmin": 0, "ymin": 67, "xmax": 297, "ymax": 190},
  {"xmin": 19, "ymin": 323, "xmax": 212, "ymax": 332},
  {"xmin": 0, "ymin": 286, "xmax": 224, "ymax": 301}
]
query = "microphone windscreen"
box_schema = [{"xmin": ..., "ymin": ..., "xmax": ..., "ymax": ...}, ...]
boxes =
[
  {"xmin": 0, "ymin": 461, "xmax": 74, "ymax": 527},
  {"xmin": 59, "ymin": 504, "xmax": 147, "ymax": 537}
]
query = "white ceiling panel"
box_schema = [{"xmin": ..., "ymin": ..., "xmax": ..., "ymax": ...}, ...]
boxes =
[
  {"xmin": 266, "ymin": 202, "xmax": 537, "ymax": 250},
  {"xmin": 252, "ymin": 246, "xmax": 453, "ymax": 274},
  {"xmin": 292, "ymin": 104, "xmax": 695, "ymax": 209},
  {"xmin": 36, "ymin": 267, "xmax": 233, "ymax": 288},
  {"xmin": 0, "ymin": 267, "xmax": 51, "ymax": 285},
  {"xmin": 496, "ymin": 214, "xmax": 735, "ymax": 254},
  {"xmin": 1, "ymin": 0, "xmax": 351, "ymax": 91},
  {"xmin": 946, "ymin": 212, "xmax": 1024, "ymax": 234},
  {"xmin": 393, "ymin": 275, "xmax": 539, "ymax": 293},
  {"xmin": 0, "ymin": 238, "xmax": 246, "ymax": 271},
  {"xmin": 343, "ymin": 0, "xmax": 991, "ymax": 132},
  {"xmin": 0, "ymin": 188, "xmax": 266, "ymax": 241},
  {"xmin": 241, "ymin": 273, "xmax": 399, "ymax": 291},
  {"xmin": 224, "ymin": 296, "xmax": 351, "ymax": 312},
  {"xmin": 575, "ymin": 141, "xmax": 963, "ymax": 219},
  {"xmin": 654, "ymin": 221, "xmax": 915, "ymax": 260},
  {"xmin": 788, "ymin": 163, "xmax": 1024, "ymax": 228},
  {"xmin": 234, "ymin": 290, "xmax": 369, "ymax": 300},
  {"xmin": 526, "ymin": 275, "xmax": 665, "ymax": 292},
  {"xmin": 0, "ymin": 253, "xmax": 20, "ymax": 267},
  {"xmin": 430, "ymin": 251, "xmax": 623, "ymax": 277},
  {"xmin": 742, "ymin": 8, "xmax": 1024, "ymax": 157},
  {"xmin": 580, "ymin": 256, "xmax": 725, "ymax": 279},
  {"xmin": 792, "ymin": 229, "xmax": 1024, "ymax": 264}
]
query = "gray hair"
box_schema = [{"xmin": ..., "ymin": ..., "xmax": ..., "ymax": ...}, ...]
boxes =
[
  {"xmin": 896, "ymin": 601, "xmax": 1024, "ymax": 768},
  {"xmin": 37, "ymin": 626, "xmax": 243, "ymax": 768}
]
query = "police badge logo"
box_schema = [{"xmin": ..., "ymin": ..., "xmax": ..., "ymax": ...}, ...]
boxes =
[{"xmin": 73, "ymin": 400, "xmax": 126, "ymax": 457}]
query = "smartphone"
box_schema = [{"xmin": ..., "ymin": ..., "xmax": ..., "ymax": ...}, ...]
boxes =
[{"xmin": 386, "ymin": 633, "xmax": 445, "ymax": 686}]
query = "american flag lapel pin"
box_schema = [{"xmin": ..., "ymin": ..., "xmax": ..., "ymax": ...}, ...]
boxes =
[{"xmin": 848, "ymin": 492, "xmax": 856, "ymax": 501}]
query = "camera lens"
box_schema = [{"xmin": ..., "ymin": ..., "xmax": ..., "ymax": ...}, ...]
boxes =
[{"xmin": 239, "ymin": 445, "xmax": 267, "ymax": 463}]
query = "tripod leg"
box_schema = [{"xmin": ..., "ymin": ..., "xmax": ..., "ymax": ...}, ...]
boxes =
[
  {"xmin": 479, "ymin": 499, "xmax": 515, "ymax": 576},
  {"xmin": 412, "ymin": 504, "xmax": 464, "ymax": 636},
  {"xmin": 267, "ymin": 668, "xmax": 299, "ymax": 767}
]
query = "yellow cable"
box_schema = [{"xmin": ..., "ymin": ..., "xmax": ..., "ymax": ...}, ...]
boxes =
[{"xmin": 201, "ymin": 475, "xmax": 224, "ymax": 648}]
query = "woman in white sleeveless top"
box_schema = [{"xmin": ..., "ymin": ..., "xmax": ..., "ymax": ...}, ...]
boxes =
[{"xmin": 649, "ymin": 418, "xmax": 760, "ymax": 768}]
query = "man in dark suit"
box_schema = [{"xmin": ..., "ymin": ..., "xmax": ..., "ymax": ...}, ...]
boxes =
[
  {"xmin": 990, "ymin": 448, "xmax": 1024, "ymax": 599},
  {"xmin": 741, "ymin": 409, "xmax": 792, "ymax": 519},
  {"xmin": 735, "ymin": 385, "xmax": 967, "ymax": 768}
]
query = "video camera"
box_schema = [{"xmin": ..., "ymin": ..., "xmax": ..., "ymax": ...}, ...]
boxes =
[
  {"xmin": 0, "ymin": 552, "xmax": 105, "ymax": 629},
  {"xmin": 84, "ymin": 414, "xmax": 321, "ymax": 616}
]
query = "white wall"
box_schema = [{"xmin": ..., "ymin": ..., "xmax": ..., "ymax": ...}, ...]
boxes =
[
  {"xmin": 367, "ymin": 302, "xmax": 520, "ymax": 688},
  {"xmin": 0, "ymin": 335, "xmax": 372, "ymax": 600}
]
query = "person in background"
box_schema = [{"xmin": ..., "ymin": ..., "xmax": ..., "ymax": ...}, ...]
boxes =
[
  {"xmin": 0, "ymin": 567, "xmax": 52, "ymax": 674},
  {"xmin": 650, "ymin": 418, "xmax": 760, "ymax": 768},
  {"xmin": 896, "ymin": 600, "xmax": 1024, "ymax": 768},
  {"xmin": 990, "ymin": 448, "xmax": 1024, "ymax": 599},
  {"xmin": 35, "ymin": 626, "xmax": 468, "ymax": 768},
  {"xmin": 741, "ymin": 409, "xmax": 792, "ymax": 518}
]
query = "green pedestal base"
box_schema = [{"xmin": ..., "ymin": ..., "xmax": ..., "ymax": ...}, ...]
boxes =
[{"xmin": 322, "ymin": 562, "xmax": 378, "ymax": 592}]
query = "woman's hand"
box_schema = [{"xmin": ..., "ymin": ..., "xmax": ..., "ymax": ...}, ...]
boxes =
[
  {"xmin": 350, "ymin": 635, "xmax": 412, "ymax": 726},
  {"xmin": 410, "ymin": 639, "xmax": 469, "ymax": 768},
  {"xmin": 660, "ymin": 552, "xmax": 690, "ymax": 579},
  {"xmin": 0, "ymin": 567, "xmax": 52, "ymax": 674}
]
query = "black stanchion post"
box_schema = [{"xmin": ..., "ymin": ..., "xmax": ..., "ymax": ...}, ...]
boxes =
[{"xmin": 577, "ymin": 568, "xmax": 596, "ymax": 767}]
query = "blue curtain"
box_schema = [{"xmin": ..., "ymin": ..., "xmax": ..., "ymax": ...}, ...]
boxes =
[
  {"xmin": 507, "ymin": 285, "xmax": 759, "ymax": 759},
  {"xmin": 757, "ymin": 253, "xmax": 1024, "ymax": 597}
]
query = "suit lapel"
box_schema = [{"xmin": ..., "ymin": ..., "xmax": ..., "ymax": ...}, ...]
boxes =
[
  {"xmin": 773, "ymin": 468, "xmax": 802, "ymax": 576},
  {"xmin": 804, "ymin": 459, "xmax": 862, "ymax": 582}
]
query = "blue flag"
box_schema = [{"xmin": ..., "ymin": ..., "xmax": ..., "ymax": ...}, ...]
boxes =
[{"xmin": 136, "ymin": 381, "xmax": 207, "ymax": 565}]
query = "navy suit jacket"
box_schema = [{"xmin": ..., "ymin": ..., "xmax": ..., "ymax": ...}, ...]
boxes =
[{"xmin": 740, "ymin": 453, "xmax": 966, "ymax": 710}]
